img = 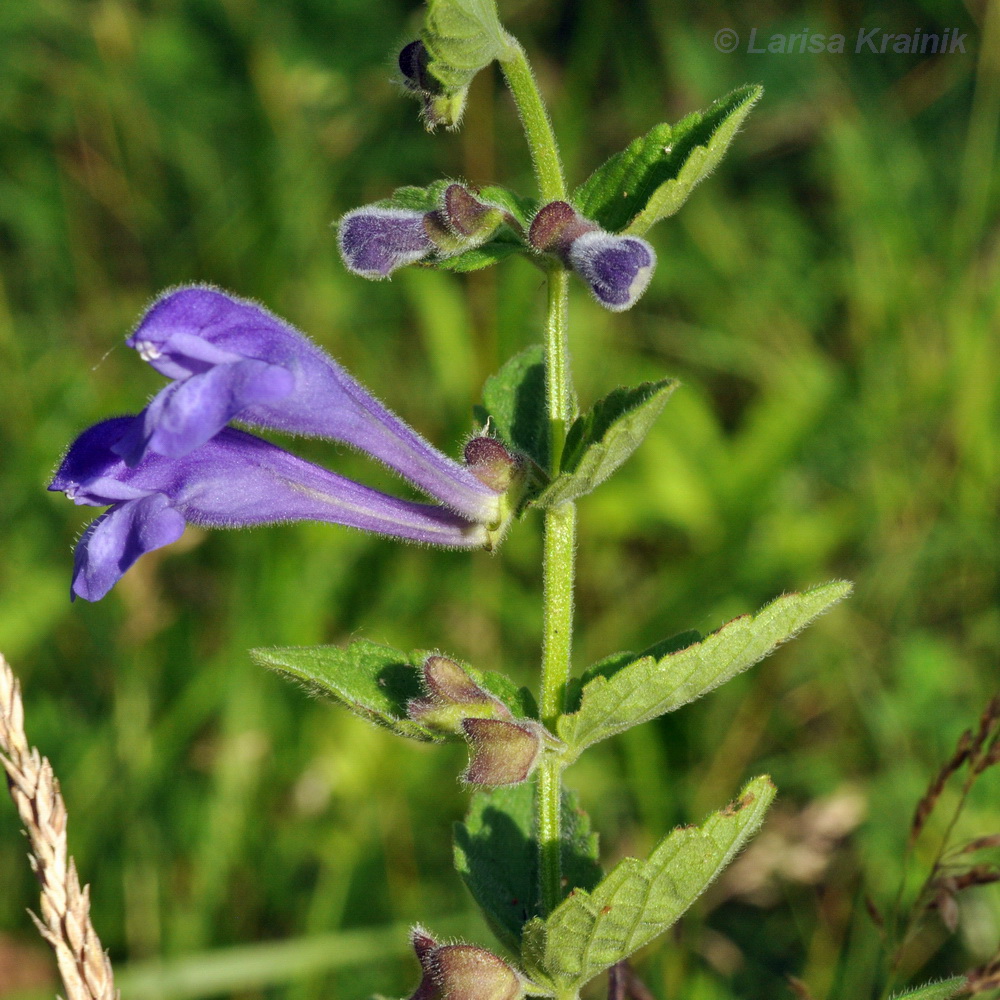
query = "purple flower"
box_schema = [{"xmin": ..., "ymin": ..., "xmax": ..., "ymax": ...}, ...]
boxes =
[
  {"xmin": 337, "ymin": 207, "xmax": 434, "ymax": 279},
  {"xmin": 51, "ymin": 417, "xmax": 488, "ymax": 602},
  {"xmin": 567, "ymin": 231, "xmax": 656, "ymax": 312},
  {"xmin": 528, "ymin": 201, "xmax": 657, "ymax": 312},
  {"xmin": 118, "ymin": 287, "xmax": 501, "ymax": 524}
]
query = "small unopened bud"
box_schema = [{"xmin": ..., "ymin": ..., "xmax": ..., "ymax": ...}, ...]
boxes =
[
  {"xmin": 399, "ymin": 40, "xmax": 434, "ymax": 94},
  {"xmin": 567, "ymin": 231, "xmax": 657, "ymax": 312},
  {"xmin": 528, "ymin": 200, "xmax": 597, "ymax": 254},
  {"xmin": 461, "ymin": 718, "xmax": 543, "ymax": 786},
  {"xmin": 433, "ymin": 945, "xmax": 525, "ymax": 1000},
  {"xmin": 407, "ymin": 655, "xmax": 510, "ymax": 734},
  {"xmin": 396, "ymin": 39, "xmax": 468, "ymax": 131},
  {"xmin": 424, "ymin": 185, "xmax": 510, "ymax": 257},
  {"xmin": 424, "ymin": 655, "xmax": 497, "ymax": 706},
  {"xmin": 338, "ymin": 207, "xmax": 434, "ymax": 279},
  {"xmin": 464, "ymin": 437, "xmax": 518, "ymax": 492},
  {"xmin": 405, "ymin": 930, "xmax": 529, "ymax": 1000}
]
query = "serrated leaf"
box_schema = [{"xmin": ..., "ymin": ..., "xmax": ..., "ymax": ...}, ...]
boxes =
[
  {"xmin": 522, "ymin": 776, "xmax": 775, "ymax": 990},
  {"xmin": 252, "ymin": 640, "xmax": 534, "ymax": 742},
  {"xmin": 474, "ymin": 345, "xmax": 549, "ymax": 471},
  {"xmin": 889, "ymin": 978, "xmax": 967, "ymax": 1000},
  {"xmin": 558, "ymin": 582, "xmax": 852, "ymax": 757},
  {"xmin": 454, "ymin": 782, "xmax": 601, "ymax": 952},
  {"xmin": 421, "ymin": 0, "xmax": 514, "ymax": 92},
  {"xmin": 564, "ymin": 630, "xmax": 701, "ymax": 714},
  {"xmin": 572, "ymin": 84, "xmax": 762, "ymax": 235},
  {"xmin": 533, "ymin": 380, "xmax": 676, "ymax": 508}
]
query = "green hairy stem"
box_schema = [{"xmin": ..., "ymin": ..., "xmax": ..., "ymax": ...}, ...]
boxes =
[{"xmin": 501, "ymin": 47, "xmax": 577, "ymax": 918}]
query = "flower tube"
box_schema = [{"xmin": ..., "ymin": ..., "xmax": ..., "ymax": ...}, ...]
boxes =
[
  {"xmin": 51, "ymin": 416, "xmax": 488, "ymax": 601},
  {"xmin": 116, "ymin": 286, "xmax": 502, "ymax": 524}
]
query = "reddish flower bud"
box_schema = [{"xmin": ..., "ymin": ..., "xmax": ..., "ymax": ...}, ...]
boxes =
[
  {"xmin": 433, "ymin": 945, "xmax": 525, "ymax": 1000},
  {"xmin": 406, "ymin": 655, "xmax": 511, "ymax": 734},
  {"xmin": 464, "ymin": 437, "xmax": 518, "ymax": 492},
  {"xmin": 461, "ymin": 718, "xmax": 544, "ymax": 786},
  {"xmin": 528, "ymin": 200, "xmax": 597, "ymax": 254},
  {"xmin": 404, "ymin": 930, "xmax": 527, "ymax": 1000}
]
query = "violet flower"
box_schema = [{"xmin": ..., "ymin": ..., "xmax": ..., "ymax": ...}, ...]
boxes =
[
  {"xmin": 117, "ymin": 287, "xmax": 501, "ymax": 524},
  {"xmin": 529, "ymin": 200, "xmax": 656, "ymax": 312},
  {"xmin": 567, "ymin": 230, "xmax": 656, "ymax": 312},
  {"xmin": 51, "ymin": 417, "xmax": 488, "ymax": 602},
  {"xmin": 337, "ymin": 207, "xmax": 434, "ymax": 278}
]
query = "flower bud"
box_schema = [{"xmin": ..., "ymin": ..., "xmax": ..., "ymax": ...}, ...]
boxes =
[
  {"xmin": 567, "ymin": 231, "xmax": 657, "ymax": 312},
  {"xmin": 461, "ymin": 718, "xmax": 544, "ymax": 786},
  {"xmin": 405, "ymin": 929, "xmax": 527, "ymax": 1000},
  {"xmin": 528, "ymin": 200, "xmax": 597, "ymax": 254},
  {"xmin": 406, "ymin": 655, "xmax": 511, "ymax": 735},
  {"xmin": 337, "ymin": 206, "xmax": 434, "ymax": 279},
  {"xmin": 399, "ymin": 40, "xmax": 434, "ymax": 94},
  {"xmin": 433, "ymin": 945, "xmax": 525, "ymax": 1000},
  {"xmin": 424, "ymin": 185, "xmax": 510, "ymax": 257},
  {"xmin": 529, "ymin": 201, "xmax": 657, "ymax": 312},
  {"xmin": 397, "ymin": 39, "xmax": 468, "ymax": 131},
  {"xmin": 463, "ymin": 437, "xmax": 518, "ymax": 493}
]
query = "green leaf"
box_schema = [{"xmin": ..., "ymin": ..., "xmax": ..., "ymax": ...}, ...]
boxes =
[
  {"xmin": 474, "ymin": 345, "xmax": 549, "ymax": 471},
  {"xmin": 521, "ymin": 776, "xmax": 776, "ymax": 990},
  {"xmin": 252, "ymin": 641, "xmax": 534, "ymax": 742},
  {"xmin": 572, "ymin": 84, "xmax": 763, "ymax": 235},
  {"xmin": 889, "ymin": 978, "xmax": 967, "ymax": 1000},
  {"xmin": 533, "ymin": 380, "xmax": 676, "ymax": 508},
  {"xmin": 421, "ymin": 0, "xmax": 514, "ymax": 92},
  {"xmin": 564, "ymin": 630, "xmax": 701, "ymax": 714},
  {"xmin": 454, "ymin": 782, "xmax": 601, "ymax": 952},
  {"xmin": 558, "ymin": 581, "xmax": 852, "ymax": 757},
  {"xmin": 432, "ymin": 241, "xmax": 522, "ymax": 273}
]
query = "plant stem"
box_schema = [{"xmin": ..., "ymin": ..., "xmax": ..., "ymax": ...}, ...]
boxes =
[
  {"xmin": 499, "ymin": 42, "xmax": 566, "ymax": 203},
  {"xmin": 501, "ymin": 34, "xmax": 576, "ymax": 918},
  {"xmin": 538, "ymin": 272, "xmax": 576, "ymax": 915}
]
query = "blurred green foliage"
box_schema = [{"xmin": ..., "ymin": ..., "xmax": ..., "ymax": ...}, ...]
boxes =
[{"xmin": 1, "ymin": 0, "xmax": 998, "ymax": 998}]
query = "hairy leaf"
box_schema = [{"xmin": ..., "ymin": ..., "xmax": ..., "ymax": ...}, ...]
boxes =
[
  {"xmin": 889, "ymin": 979, "xmax": 967, "ymax": 1000},
  {"xmin": 252, "ymin": 641, "xmax": 533, "ymax": 741},
  {"xmin": 564, "ymin": 630, "xmax": 701, "ymax": 714},
  {"xmin": 454, "ymin": 782, "xmax": 601, "ymax": 951},
  {"xmin": 558, "ymin": 582, "xmax": 852, "ymax": 757},
  {"xmin": 521, "ymin": 776, "xmax": 775, "ymax": 990},
  {"xmin": 572, "ymin": 85, "xmax": 763, "ymax": 235},
  {"xmin": 421, "ymin": 0, "xmax": 514, "ymax": 92},
  {"xmin": 475, "ymin": 345, "xmax": 549, "ymax": 471},
  {"xmin": 533, "ymin": 380, "xmax": 676, "ymax": 508}
]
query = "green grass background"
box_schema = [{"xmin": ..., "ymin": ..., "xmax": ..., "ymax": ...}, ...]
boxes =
[{"xmin": 1, "ymin": 0, "xmax": 998, "ymax": 997}]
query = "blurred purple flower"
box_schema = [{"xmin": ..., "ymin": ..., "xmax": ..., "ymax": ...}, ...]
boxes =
[
  {"xmin": 51, "ymin": 417, "xmax": 488, "ymax": 601},
  {"xmin": 567, "ymin": 231, "xmax": 656, "ymax": 312},
  {"xmin": 337, "ymin": 207, "xmax": 434, "ymax": 278},
  {"xmin": 118, "ymin": 287, "xmax": 501, "ymax": 524}
]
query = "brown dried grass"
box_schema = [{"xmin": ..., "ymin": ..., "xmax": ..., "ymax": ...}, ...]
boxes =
[{"xmin": 0, "ymin": 652, "xmax": 118, "ymax": 1000}]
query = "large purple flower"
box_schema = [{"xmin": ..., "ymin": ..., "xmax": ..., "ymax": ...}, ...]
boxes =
[
  {"xmin": 116, "ymin": 286, "xmax": 501, "ymax": 524},
  {"xmin": 52, "ymin": 417, "xmax": 488, "ymax": 602}
]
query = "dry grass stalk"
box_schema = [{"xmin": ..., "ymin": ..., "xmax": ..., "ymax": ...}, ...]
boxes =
[{"xmin": 0, "ymin": 652, "xmax": 119, "ymax": 1000}]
